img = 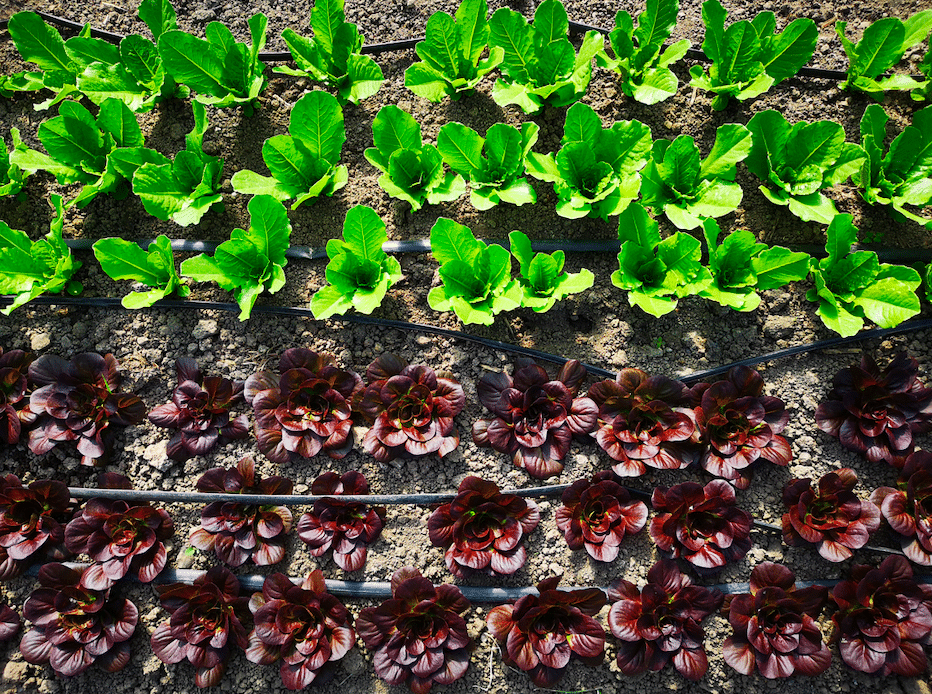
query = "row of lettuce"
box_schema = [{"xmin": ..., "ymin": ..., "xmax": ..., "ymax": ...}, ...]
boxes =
[
  {"xmin": 2, "ymin": 0, "xmax": 932, "ymax": 114},
  {"xmin": 0, "ymin": 347, "xmax": 931, "ymax": 686}
]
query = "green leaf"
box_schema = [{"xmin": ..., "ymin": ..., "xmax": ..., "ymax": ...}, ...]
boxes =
[
  {"xmin": 437, "ymin": 122, "xmax": 485, "ymax": 176},
  {"xmin": 753, "ymin": 246, "xmax": 811, "ymax": 290},
  {"xmin": 344, "ymin": 54, "xmax": 384, "ymax": 103},
  {"xmin": 139, "ymin": 0, "xmax": 178, "ymax": 41},
  {"xmin": 700, "ymin": 0, "xmax": 728, "ymax": 65},
  {"xmin": 761, "ymin": 17, "xmax": 817, "ymax": 82},
  {"xmin": 617, "ymin": 202, "xmax": 661, "ymax": 248},
  {"xmin": 340, "ymin": 205, "xmax": 387, "ymax": 262},
  {"xmin": 288, "ymin": 91, "xmax": 345, "ymax": 163},
  {"xmin": 533, "ymin": 0, "xmax": 569, "ymax": 48},
  {"xmin": 854, "ymin": 17, "xmax": 906, "ymax": 79},
  {"xmin": 310, "ymin": 283, "xmax": 354, "ymax": 319},
  {"xmin": 404, "ymin": 63, "xmax": 450, "ymax": 102},
  {"xmin": 8, "ymin": 12, "xmax": 73, "ymax": 76},
  {"xmin": 785, "ymin": 120, "xmax": 844, "ymax": 173},
  {"xmin": 370, "ymin": 106, "xmax": 422, "ymax": 164},
  {"xmin": 457, "ymin": 0, "xmax": 490, "ymax": 65},
  {"xmin": 489, "ymin": 8, "xmax": 533, "ymax": 83},
  {"xmin": 430, "ymin": 217, "xmax": 484, "ymax": 264},
  {"xmin": 699, "ymin": 123, "xmax": 752, "ymax": 179},
  {"xmin": 634, "ymin": 0, "xmax": 678, "ymax": 55},
  {"xmin": 93, "ymin": 237, "xmax": 168, "ymax": 286},
  {"xmin": 719, "ymin": 21, "xmax": 762, "ymax": 85},
  {"xmin": 418, "ymin": 11, "xmax": 464, "ymax": 78},
  {"xmin": 96, "ymin": 98, "xmax": 144, "ymax": 148},
  {"xmin": 903, "ymin": 10, "xmax": 932, "ymax": 50},
  {"xmin": 508, "ymin": 230, "xmax": 534, "ymax": 277},
  {"xmin": 245, "ymin": 195, "xmax": 291, "ymax": 266},
  {"xmin": 312, "ymin": 0, "xmax": 345, "ymax": 57},
  {"xmin": 853, "ymin": 273, "xmax": 921, "ymax": 328},
  {"xmin": 562, "ymin": 102, "xmax": 603, "ymax": 145},
  {"xmin": 119, "ymin": 35, "xmax": 163, "ymax": 88},
  {"xmin": 158, "ymin": 31, "xmax": 226, "ymax": 96}
]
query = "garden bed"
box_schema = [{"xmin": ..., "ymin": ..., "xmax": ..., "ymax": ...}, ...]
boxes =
[{"xmin": 1, "ymin": 0, "xmax": 932, "ymax": 693}]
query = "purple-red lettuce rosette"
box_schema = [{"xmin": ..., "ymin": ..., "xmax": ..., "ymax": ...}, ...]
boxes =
[
  {"xmin": 64, "ymin": 472, "xmax": 174, "ymax": 590},
  {"xmin": 555, "ymin": 470, "xmax": 647, "ymax": 562},
  {"xmin": 20, "ymin": 563, "xmax": 137, "ymax": 676},
  {"xmin": 150, "ymin": 565, "xmax": 251, "ymax": 688},
  {"xmin": 189, "ymin": 456, "xmax": 294, "ymax": 567},
  {"xmin": 815, "ymin": 352, "xmax": 932, "ymax": 467},
  {"xmin": 427, "ymin": 476, "xmax": 539, "ymax": 578},
  {"xmin": 355, "ymin": 354, "xmax": 465, "ymax": 462},
  {"xmin": 297, "ymin": 470, "xmax": 385, "ymax": 572},
  {"xmin": 781, "ymin": 468, "xmax": 880, "ymax": 562},
  {"xmin": 487, "ymin": 574, "xmax": 605, "ymax": 687},
  {"xmin": 356, "ymin": 566, "xmax": 471, "ymax": 694},
  {"xmin": 0, "ymin": 474, "xmax": 75, "ymax": 579},
  {"xmin": 692, "ymin": 365, "xmax": 792, "ymax": 489},
  {"xmin": 244, "ymin": 348, "xmax": 363, "ymax": 463},
  {"xmin": 649, "ymin": 479, "xmax": 752, "ymax": 572},
  {"xmin": 872, "ymin": 449, "xmax": 932, "ymax": 565},
  {"xmin": 830, "ymin": 555, "xmax": 932, "ymax": 676},
  {"xmin": 608, "ymin": 559, "xmax": 723, "ymax": 681},
  {"xmin": 148, "ymin": 357, "xmax": 249, "ymax": 462},
  {"xmin": 28, "ymin": 352, "xmax": 146, "ymax": 466},
  {"xmin": 587, "ymin": 368, "xmax": 701, "ymax": 476},
  {"xmin": 472, "ymin": 359, "xmax": 597, "ymax": 479},
  {"xmin": 722, "ymin": 562, "xmax": 831, "ymax": 678},
  {"xmin": 245, "ymin": 570, "xmax": 356, "ymax": 690},
  {"xmin": 0, "ymin": 347, "xmax": 35, "ymax": 444}
]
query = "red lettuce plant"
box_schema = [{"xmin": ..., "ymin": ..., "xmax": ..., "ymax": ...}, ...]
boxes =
[
  {"xmin": 0, "ymin": 474, "xmax": 75, "ymax": 579},
  {"xmin": 64, "ymin": 472, "xmax": 174, "ymax": 590},
  {"xmin": 472, "ymin": 359, "xmax": 597, "ymax": 479},
  {"xmin": 722, "ymin": 562, "xmax": 831, "ymax": 678},
  {"xmin": 296, "ymin": 471, "xmax": 385, "ymax": 571},
  {"xmin": 830, "ymin": 555, "xmax": 932, "ymax": 676},
  {"xmin": 872, "ymin": 450, "xmax": 932, "ymax": 565},
  {"xmin": 487, "ymin": 574, "xmax": 605, "ymax": 687},
  {"xmin": 20, "ymin": 563, "xmax": 137, "ymax": 676},
  {"xmin": 0, "ymin": 601, "xmax": 19, "ymax": 641},
  {"xmin": 0, "ymin": 347, "xmax": 34, "ymax": 444},
  {"xmin": 650, "ymin": 479, "xmax": 753, "ymax": 572},
  {"xmin": 427, "ymin": 476, "xmax": 539, "ymax": 578},
  {"xmin": 555, "ymin": 470, "xmax": 648, "ymax": 562},
  {"xmin": 781, "ymin": 468, "xmax": 880, "ymax": 562},
  {"xmin": 244, "ymin": 348, "xmax": 363, "ymax": 463},
  {"xmin": 816, "ymin": 352, "xmax": 932, "ymax": 466},
  {"xmin": 28, "ymin": 352, "xmax": 146, "ymax": 466},
  {"xmin": 586, "ymin": 368, "xmax": 700, "ymax": 477},
  {"xmin": 356, "ymin": 566, "xmax": 471, "ymax": 694},
  {"xmin": 607, "ymin": 559, "xmax": 723, "ymax": 681},
  {"xmin": 246, "ymin": 570, "xmax": 356, "ymax": 690},
  {"xmin": 355, "ymin": 354, "xmax": 465, "ymax": 462},
  {"xmin": 692, "ymin": 365, "xmax": 792, "ymax": 489},
  {"xmin": 151, "ymin": 565, "xmax": 251, "ymax": 688},
  {"xmin": 189, "ymin": 456, "xmax": 293, "ymax": 567},
  {"xmin": 148, "ymin": 357, "xmax": 249, "ymax": 462}
]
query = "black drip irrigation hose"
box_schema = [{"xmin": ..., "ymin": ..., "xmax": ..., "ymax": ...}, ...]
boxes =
[
  {"xmin": 60, "ymin": 238, "xmax": 932, "ymax": 265},
  {"xmin": 5, "ymin": 294, "xmax": 932, "ymax": 384},
  {"xmin": 26, "ymin": 563, "xmax": 932, "ymax": 600},
  {"xmin": 3, "ymin": 9, "xmax": 925, "ymax": 83}
]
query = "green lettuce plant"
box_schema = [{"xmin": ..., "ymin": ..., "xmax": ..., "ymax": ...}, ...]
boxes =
[
  {"xmin": 231, "ymin": 91, "xmax": 347, "ymax": 209},
  {"xmin": 10, "ymin": 98, "xmax": 143, "ymax": 209},
  {"xmin": 853, "ymin": 104, "xmax": 932, "ymax": 229},
  {"xmin": 0, "ymin": 195, "xmax": 82, "ymax": 314},
  {"xmin": 596, "ymin": 0, "xmax": 691, "ymax": 104},
  {"xmin": 689, "ymin": 0, "xmax": 818, "ymax": 110},
  {"xmin": 488, "ymin": 0, "xmax": 603, "ymax": 114},
  {"xmin": 745, "ymin": 110, "xmax": 865, "ymax": 224},
  {"xmin": 274, "ymin": 0, "xmax": 383, "ymax": 104},
  {"xmin": 92, "ymin": 236, "xmax": 189, "ymax": 309},
  {"xmin": 639, "ymin": 123, "xmax": 752, "ymax": 230},
  {"xmin": 158, "ymin": 12, "xmax": 268, "ymax": 114},
  {"xmin": 509, "ymin": 230, "xmax": 593, "ymax": 312},
  {"xmin": 181, "ymin": 195, "xmax": 291, "ymax": 320},
  {"xmin": 807, "ymin": 214, "xmax": 921, "ymax": 337},
  {"xmin": 611, "ymin": 202, "xmax": 710, "ymax": 317},
  {"xmin": 436, "ymin": 121, "xmax": 538, "ymax": 209},
  {"xmin": 698, "ymin": 220, "xmax": 810, "ymax": 311},
  {"xmin": 427, "ymin": 218, "xmax": 521, "ymax": 325},
  {"xmin": 404, "ymin": 0, "xmax": 503, "ymax": 102},
  {"xmin": 364, "ymin": 105, "xmax": 465, "ymax": 211},
  {"xmin": 3, "ymin": 0, "xmax": 184, "ymax": 112},
  {"xmin": 836, "ymin": 10, "xmax": 932, "ymax": 99},
  {"xmin": 524, "ymin": 102, "xmax": 652, "ymax": 219},
  {"xmin": 309, "ymin": 205, "xmax": 403, "ymax": 319}
]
